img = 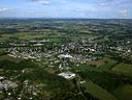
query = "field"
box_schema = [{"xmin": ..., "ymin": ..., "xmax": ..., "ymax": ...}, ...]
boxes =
[
  {"xmin": 114, "ymin": 84, "xmax": 132, "ymax": 100},
  {"xmin": 112, "ymin": 63, "xmax": 132, "ymax": 77},
  {"xmin": 82, "ymin": 80, "xmax": 117, "ymax": 100}
]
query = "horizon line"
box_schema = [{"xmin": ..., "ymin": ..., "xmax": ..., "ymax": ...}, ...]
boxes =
[{"xmin": 0, "ymin": 17, "xmax": 132, "ymax": 20}]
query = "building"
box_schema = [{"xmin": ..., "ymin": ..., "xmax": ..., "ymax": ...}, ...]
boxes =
[{"xmin": 58, "ymin": 72, "xmax": 76, "ymax": 80}]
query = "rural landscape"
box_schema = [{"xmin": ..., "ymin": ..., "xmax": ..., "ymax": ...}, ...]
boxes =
[{"xmin": 0, "ymin": 19, "xmax": 132, "ymax": 100}]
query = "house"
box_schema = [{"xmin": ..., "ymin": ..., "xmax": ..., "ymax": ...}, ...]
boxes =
[{"xmin": 58, "ymin": 54, "xmax": 73, "ymax": 59}]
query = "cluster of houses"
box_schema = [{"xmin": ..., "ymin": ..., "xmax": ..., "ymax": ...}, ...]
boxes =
[
  {"xmin": 0, "ymin": 38, "xmax": 131, "ymax": 65},
  {"xmin": 0, "ymin": 76, "xmax": 18, "ymax": 98},
  {"xmin": 0, "ymin": 76, "xmax": 41, "ymax": 100},
  {"xmin": 0, "ymin": 39, "xmax": 131, "ymax": 81}
]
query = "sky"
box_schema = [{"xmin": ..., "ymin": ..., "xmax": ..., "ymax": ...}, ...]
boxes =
[{"xmin": 0, "ymin": 0, "xmax": 132, "ymax": 18}]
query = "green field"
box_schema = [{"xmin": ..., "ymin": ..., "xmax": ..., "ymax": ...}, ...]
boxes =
[
  {"xmin": 82, "ymin": 80, "xmax": 117, "ymax": 100},
  {"xmin": 99, "ymin": 57, "xmax": 118, "ymax": 71},
  {"xmin": 114, "ymin": 84, "xmax": 132, "ymax": 100},
  {"xmin": 112, "ymin": 63, "xmax": 132, "ymax": 77}
]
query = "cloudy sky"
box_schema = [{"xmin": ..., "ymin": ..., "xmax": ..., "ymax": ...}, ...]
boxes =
[{"xmin": 0, "ymin": 0, "xmax": 132, "ymax": 18}]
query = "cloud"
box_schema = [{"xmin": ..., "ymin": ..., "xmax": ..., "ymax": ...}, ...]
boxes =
[
  {"xmin": 119, "ymin": 9, "xmax": 128, "ymax": 17},
  {"xmin": 0, "ymin": 7, "xmax": 9, "ymax": 12},
  {"xmin": 31, "ymin": 0, "xmax": 50, "ymax": 5},
  {"xmin": 98, "ymin": 0, "xmax": 130, "ymax": 6}
]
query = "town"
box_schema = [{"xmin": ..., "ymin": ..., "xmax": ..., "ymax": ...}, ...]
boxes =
[{"xmin": 0, "ymin": 19, "xmax": 132, "ymax": 100}]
